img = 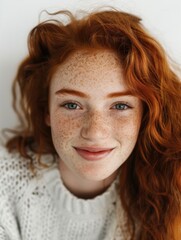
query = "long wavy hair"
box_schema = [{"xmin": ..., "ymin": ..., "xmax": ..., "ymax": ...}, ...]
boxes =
[{"xmin": 5, "ymin": 8, "xmax": 181, "ymax": 239}]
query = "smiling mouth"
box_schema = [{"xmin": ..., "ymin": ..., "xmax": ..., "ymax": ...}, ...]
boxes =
[{"xmin": 74, "ymin": 147, "xmax": 115, "ymax": 161}]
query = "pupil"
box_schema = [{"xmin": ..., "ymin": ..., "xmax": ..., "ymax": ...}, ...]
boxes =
[
  {"xmin": 117, "ymin": 104, "xmax": 124, "ymax": 109},
  {"xmin": 70, "ymin": 103, "xmax": 76, "ymax": 109}
]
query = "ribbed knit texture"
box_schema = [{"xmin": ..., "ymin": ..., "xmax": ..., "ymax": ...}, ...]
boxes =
[{"xmin": 0, "ymin": 146, "xmax": 130, "ymax": 240}]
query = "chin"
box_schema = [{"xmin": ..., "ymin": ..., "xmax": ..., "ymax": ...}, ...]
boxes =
[{"xmin": 78, "ymin": 167, "xmax": 117, "ymax": 182}]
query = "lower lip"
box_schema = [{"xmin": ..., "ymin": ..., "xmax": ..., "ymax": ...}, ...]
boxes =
[{"xmin": 74, "ymin": 148, "xmax": 113, "ymax": 161}]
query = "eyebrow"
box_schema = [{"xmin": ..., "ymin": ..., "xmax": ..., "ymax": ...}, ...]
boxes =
[
  {"xmin": 55, "ymin": 89, "xmax": 89, "ymax": 98},
  {"xmin": 55, "ymin": 88, "xmax": 133, "ymax": 98},
  {"xmin": 107, "ymin": 90, "xmax": 133, "ymax": 98}
]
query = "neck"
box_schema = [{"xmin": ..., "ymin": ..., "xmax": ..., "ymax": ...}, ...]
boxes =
[{"xmin": 58, "ymin": 159, "xmax": 118, "ymax": 199}]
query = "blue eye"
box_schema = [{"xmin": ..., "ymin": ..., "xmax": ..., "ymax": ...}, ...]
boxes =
[
  {"xmin": 63, "ymin": 103, "xmax": 79, "ymax": 110},
  {"xmin": 112, "ymin": 103, "xmax": 129, "ymax": 110}
]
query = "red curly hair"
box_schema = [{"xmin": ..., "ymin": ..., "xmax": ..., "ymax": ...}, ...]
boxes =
[{"xmin": 6, "ymin": 9, "xmax": 181, "ymax": 239}]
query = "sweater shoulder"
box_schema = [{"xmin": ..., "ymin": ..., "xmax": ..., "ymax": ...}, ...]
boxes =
[{"xmin": 0, "ymin": 145, "xmax": 35, "ymax": 203}]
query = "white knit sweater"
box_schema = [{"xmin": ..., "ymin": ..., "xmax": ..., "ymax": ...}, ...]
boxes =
[{"xmin": 0, "ymin": 146, "xmax": 130, "ymax": 240}]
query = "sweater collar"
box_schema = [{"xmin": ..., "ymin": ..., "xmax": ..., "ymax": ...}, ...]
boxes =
[{"xmin": 42, "ymin": 163, "xmax": 118, "ymax": 215}]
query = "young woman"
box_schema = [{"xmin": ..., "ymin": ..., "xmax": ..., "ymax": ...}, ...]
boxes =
[{"xmin": 0, "ymin": 8, "xmax": 181, "ymax": 240}]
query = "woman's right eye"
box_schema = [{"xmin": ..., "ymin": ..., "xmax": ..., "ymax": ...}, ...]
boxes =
[{"xmin": 61, "ymin": 102, "xmax": 80, "ymax": 110}]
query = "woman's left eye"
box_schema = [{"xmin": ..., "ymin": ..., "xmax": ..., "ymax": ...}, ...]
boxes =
[{"xmin": 112, "ymin": 103, "xmax": 130, "ymax": 110}]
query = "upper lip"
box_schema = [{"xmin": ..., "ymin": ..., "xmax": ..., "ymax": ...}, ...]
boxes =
[{"xmin": 74, "ymin": 146, "xmax": 115, "ymax": 152}]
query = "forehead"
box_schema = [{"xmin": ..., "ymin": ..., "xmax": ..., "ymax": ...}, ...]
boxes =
[
  {"xmin": 62, "ymin": 50, "xmax": 121, "ymax": 68},
  {"xmin": 51, "ymin": 49, "xmax": 126, "ymax": 90}
]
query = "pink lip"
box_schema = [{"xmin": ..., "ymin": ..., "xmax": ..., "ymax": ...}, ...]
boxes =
[{"xmin": 74, "ymin": 147, "xmax": 114, "ymax": 161}]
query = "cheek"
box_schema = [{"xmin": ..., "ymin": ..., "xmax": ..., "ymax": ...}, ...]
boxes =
[
  {"xmin": 50, "ymin": 113, "xmax": 82, "ymax": 143},
  {"xmin": 113, "ymin": 114, "xmax": 141, "ymax": 143}
]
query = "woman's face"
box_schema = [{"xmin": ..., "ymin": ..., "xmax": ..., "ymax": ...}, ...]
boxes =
[{"xmin": 47, "ymin": 50, "xmax": 143, "ymax": 182}]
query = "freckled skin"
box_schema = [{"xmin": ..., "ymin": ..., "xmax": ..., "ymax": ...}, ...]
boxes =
[{"xmin": 47, "ymin": 49, "xmax": 143, "ymax": 197}]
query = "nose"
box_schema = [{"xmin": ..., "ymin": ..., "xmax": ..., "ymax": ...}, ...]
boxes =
[{"xmin": 80, "ymin": 111, "xmax": 111, "ymax": 141}]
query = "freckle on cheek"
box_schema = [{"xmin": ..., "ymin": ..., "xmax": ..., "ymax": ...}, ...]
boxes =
[
  {"xmin": 75, "ymin": 122, "xmax": 81, "ymax": 128},
  {"xmin": 53, "ymin": 117, "xmax": 80, "ymax": 140}
]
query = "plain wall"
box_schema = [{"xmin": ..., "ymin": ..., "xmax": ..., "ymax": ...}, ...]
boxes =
[{"xmin": 0, "ymin": 0, "xmax": 181, "ymax": 132}]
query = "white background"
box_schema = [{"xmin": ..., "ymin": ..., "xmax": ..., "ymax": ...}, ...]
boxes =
[{"xmin": 0, "ymin": 0, "xmax": 181, "ymax": 132}]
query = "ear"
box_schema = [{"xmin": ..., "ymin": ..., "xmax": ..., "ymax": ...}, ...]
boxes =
[{"xmin": 45, "ymin": 114, "xmax": 51, "ymax": 126}]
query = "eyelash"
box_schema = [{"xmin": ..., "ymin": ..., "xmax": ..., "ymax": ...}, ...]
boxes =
[{"xmin": 60, "ymin": 101, "xmax": 132, "ymax": 111}]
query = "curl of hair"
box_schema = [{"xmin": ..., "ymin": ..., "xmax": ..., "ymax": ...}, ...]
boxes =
[{"xmin": 6, "ymin": 8, "xmax": 181, "ymax": 239}]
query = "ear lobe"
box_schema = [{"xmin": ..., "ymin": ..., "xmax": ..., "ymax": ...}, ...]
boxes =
[{"xmin": 45, "ymin": 114, "xmax": 51, "ymax": 126}]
